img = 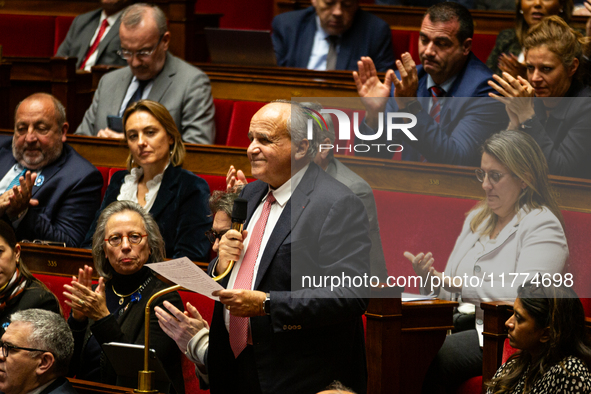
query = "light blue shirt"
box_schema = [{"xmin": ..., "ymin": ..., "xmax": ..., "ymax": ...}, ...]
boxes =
[
  {"xmin": 306, "ymin": 16, "xmax": 340, "ymax": 70},
  {"xmin": 118, "ymin": 77, "xmax": 155, "ymax": 116}
]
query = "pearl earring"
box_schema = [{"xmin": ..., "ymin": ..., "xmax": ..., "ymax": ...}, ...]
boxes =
[{"xmin": 519, "ymin": 9, "xmax": 524, "ymax": 14}]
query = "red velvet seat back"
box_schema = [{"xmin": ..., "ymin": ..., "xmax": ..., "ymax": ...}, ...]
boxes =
[
  {"xmin": 226, "ymin": 101, "xmax": 266, "ymax": 148},
  {"xmin": 0, "ymin": 14, "xmax": 56, "ymax": 57},
  {"xmin": 391, "ymin": 30, "xmax": 412, "ymax": 61},
  {"xmin": 195, "ymin": 0, "xmax": 274, "ymax": 30},
  {"xmin": 472, "ymin": 33, "xmax": 497, "ymax": 64},
  {"xmin": 373, "ymin": 190, "xmax": 478, "ymax": 292},
  {"xmin": 178, "ymin": 291, "xmax": 214, "ymax": 394},
  {"xmin": 96, "ymin": 166, "xmax": 111, "ymax": 199},
  {"xmin": 213, "ymin": 99, "xmax": 235, "ymax": 146},
  {"xmin": 54, "ymin": 15, "xmax": 75, "ymax": 54},
  {"xmin": 561, "ymin": 210, "xmax": 591, "ymax": 311}
]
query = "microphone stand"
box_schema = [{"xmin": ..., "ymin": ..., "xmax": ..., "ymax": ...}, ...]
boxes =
[{"xmin": 134, "ymin": 284, "xmax": 183, "ymax": 393}]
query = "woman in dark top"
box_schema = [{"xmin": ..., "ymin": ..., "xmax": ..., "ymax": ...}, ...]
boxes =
[
  {"xmin": 83, "ymin": 100, "xmax": 211, "ymax": 262},
  {"xmin": 64, "ymin": 201, "xmax": 185, "ymax": 394},
  {"xmin": 0, "ymin": 220, "xmax": 60, "ymax": 336},
  {"xmin": 487, "ymin": 283, "xmax": 591, "ymax": 393},
  {"xmin": 489, "ymin": 16, "xmax": 591, "ymax": 179},
  {"xmin": 486, "ymin": 0, "xmax": 573, "ymax": 77}
]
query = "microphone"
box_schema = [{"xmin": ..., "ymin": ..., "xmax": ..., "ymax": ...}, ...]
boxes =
[{"xmin": 212, "ymin": 197, "xmax": 248, "ymax": 282}]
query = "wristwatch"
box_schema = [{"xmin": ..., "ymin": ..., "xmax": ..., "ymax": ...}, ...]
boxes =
[
  {"xmin": 263, "ymin": 293, "xmax": 271, "ymax": 315},
  {"xmin": 519, "ymin": 115, "xmax": 537, "ymax": 131}
]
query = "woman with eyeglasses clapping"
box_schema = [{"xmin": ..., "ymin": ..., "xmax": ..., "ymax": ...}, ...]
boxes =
[{"xmin": 64, "ymin": 201, "xmax": 184, "ymax": 394}]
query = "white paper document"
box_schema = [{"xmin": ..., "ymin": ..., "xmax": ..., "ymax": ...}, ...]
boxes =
[
  {"xmin": 147, "ymin": 257, "xmax": 224, "ymax": 301},
  {"xmin": 401, "ymin": 292, "xmax": 436, "ymax": 302}
]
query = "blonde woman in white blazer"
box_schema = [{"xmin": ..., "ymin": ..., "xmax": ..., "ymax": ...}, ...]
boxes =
[{"xmin": 407, "ymin": 130, "xmax": 569, "ymax": 393}]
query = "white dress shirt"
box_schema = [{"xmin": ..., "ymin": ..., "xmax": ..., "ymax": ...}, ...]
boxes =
[
  {"xmin": 306, "ymin": 16, "xmax": 340, "ymax": 70},
  {"xmin": 82, "ymin": 10, "xmax": 122, "ymax": 71},
  {"xmin": 223, "ymin": 164, "xmax": 309, "ymax": 331}
]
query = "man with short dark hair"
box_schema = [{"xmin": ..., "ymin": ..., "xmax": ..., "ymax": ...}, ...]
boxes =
[
  {"xmin": 75, "ymin": 3, "xmax": 215, "ymax": 144},
  {"xmin": 0, "ymin": 309, "xmax": 77, "ymax": 394},
  {"xmin": 0, "ymin": 93, "xmax": 102, "ymax": 247},
  {"xmin": 56, "ymin": 0, "xmax": 131, "ymax": 71},
  {"xmin": 272, "ymin": 0, "xmax": 395, "ymax": 71},
  {"xmin": 354, "ymin": 2, "xmax": 507, "ymax": 165}
]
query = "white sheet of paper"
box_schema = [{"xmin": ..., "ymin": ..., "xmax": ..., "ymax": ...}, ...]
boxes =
[
  {"xmin": 401, "ymin": 292, "xmax": 436, "ymax": 302},
  {"xmin": 147, "ymin": 257, "xmax": 224, "ymax": 301}
]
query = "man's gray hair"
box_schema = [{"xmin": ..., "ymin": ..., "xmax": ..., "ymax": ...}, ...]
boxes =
[
  {"xmin": 9, "ymin": 309, "xmax": 73, "ymax": 377},
  {"xmin": 14, "ymin": 93, "xmax": 67, "ymax": 129},
  {"xmin": 273, "ymin": 100, "xmax": 319, "ymax": 160},
  {"xmin": 209, "ymin": 190, "xmax": 240, "ymax": 217},
  {"xmin": 300, "ymin": 102, "xmax": 335, "ymax": 158},
  {"xmin": 122, "ymin": 3, "xmax": 168, "ymax": 36},
  {"xmin": 92, "ymin": 201, "xmax": 166, "ymax": 279}
]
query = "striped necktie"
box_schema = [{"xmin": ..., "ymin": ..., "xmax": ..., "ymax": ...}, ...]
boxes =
[
  {"xmin": 229, "ymin": 192, "xmax": 276, "ymax": 358},
  {"xmin": 429, "ymin": 86, "xmax": 445, "ymax": 123},
  {"xmin": 80, "ymin": 18, "xmax": 109, "ymax": 70}
]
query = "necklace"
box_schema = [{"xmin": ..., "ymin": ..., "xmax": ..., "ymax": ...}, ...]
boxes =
[{"xmin": 112, "ymin": 276, "xmax": 152, "ymax": 305}]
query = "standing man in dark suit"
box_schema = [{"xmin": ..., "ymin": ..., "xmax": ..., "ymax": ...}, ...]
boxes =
[
  {"xmin": 207, "ymin": 101, "xmax": 371, "ymax": 394},
  {"xmin": 272, "ymin": 0, "xmax": 395, "ymax": 72},
  {"xmin": 75, "ymin": 3, "xmax": 215, "ymax": 144},
  {"xmin": 0, "ymin": 309, "xmax": 77, "ymax": 394},
  {"xmin": 0, "ymin": 93, "xmax": 103, "ymax": 247},
  {"xmin": 55, "ymin": 0, "xmax": 131, "ymax": 71},
  {"xmin": 353, "ymin": 2, "xmax": 507, "ymax": 165}
]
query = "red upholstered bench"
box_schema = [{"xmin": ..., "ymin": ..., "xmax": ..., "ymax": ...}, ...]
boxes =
[
  {"xmin": 213, "ymin": 99, "xmax": 235, "ymax": 146},
  {"xmin": 195, "ymin": 0, "xmax": 273, "ymax": 30},
  {"xmin": 226, "ymin": 101, "xmax": 267, "ymax": 148},
  {"xmin": 391, "ymin": 29, "xmax": 420, "ymax": 64},
  {"xmin": 54, "ymin": 15, "xmax": 75, "ymax": 54},
  {"xmin": 472, "ymin": 33, "xmax": 497, "ymax": 65},
  {"xmin": 178, "ymin": 290, "xmax": 214, "ymax": 394},
  {"xmin": 0, "ymin": 14, "xmax": 56, "ymax": 57},
  {"xmin": 373, "ymin": 190, "xmax": 478, "ymax": 292}
]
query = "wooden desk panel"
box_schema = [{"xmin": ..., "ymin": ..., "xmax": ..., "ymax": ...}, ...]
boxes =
[
  {"xmin": 69, "ymin": 378, "xmax": 136, "ymax": 394},
  {"xmin": 1, "ymin": 131, "xmax": 589, "ymax": 212}
]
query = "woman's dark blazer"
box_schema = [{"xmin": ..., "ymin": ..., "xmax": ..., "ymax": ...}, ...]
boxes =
[
  {"xmin": 83, "ymin": 165, "xmax": 212, "ymax": 261},
  {"xmin": 0, "ymin": 280, "xmax": 61, "ymax": 336}
]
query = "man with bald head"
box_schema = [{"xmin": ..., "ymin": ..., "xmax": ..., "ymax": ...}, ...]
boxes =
[
  {"xmin": 0, "ymin": 93, "xmax": 102, "ymax": 247},
  {"xmin": 207, "ymin": 101, "xmax": 371, "ymax": 393},
  {"xmin": 75, "ymin": 3, "xmax": 215, "ymax": 144}
]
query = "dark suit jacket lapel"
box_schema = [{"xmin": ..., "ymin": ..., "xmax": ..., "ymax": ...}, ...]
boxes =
[
  {"xmin": 254, "ymin": 164, "xmax": 316, "ymax": 289},
  {"xmin": 76, "ymin": 9, "xmax": 102, "ymax": 63},
  {"xmin": 148, "ymin": 52, "xmax": 175, "ymax": 102},
  {"xmin": 0, "ymin": 145, "xmax": 16, "ymax": 180},
  {"xmin": 96, "ymin": 15, "xmax": 122, "ymax": 62},
  {"xmin": 31, "ymin": 147, "xmax": 68, "ymax": 198},
  {"xmin": 297, "ymin": 15, "xmax": 317, "ymax": 69},
  {"xmin": 112, "ymin": 69, "xmax": 134, "ymax": 113},
  {"xmin": 149, "ymin": 165, "xmax": 179, "ymax": 219}
]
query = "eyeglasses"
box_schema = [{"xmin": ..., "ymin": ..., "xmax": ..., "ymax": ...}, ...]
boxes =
[
  {"xmin": 117, "ymin": 34, "xmax": 164, "ymax": 60},
  {"xmin": 475, "ymin": 169, "xmax": 507, "ymax": 185},
  {"xmin": 104, "ymin": 233, "xmax": 148, "ymax": 247},
  {"xmin": 0, "ymin": 342, "xmax": 51, "ymax": 358},
  {"xmin": 205, "ymin": 229, "xmax": 229, "ymax": 245}
]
